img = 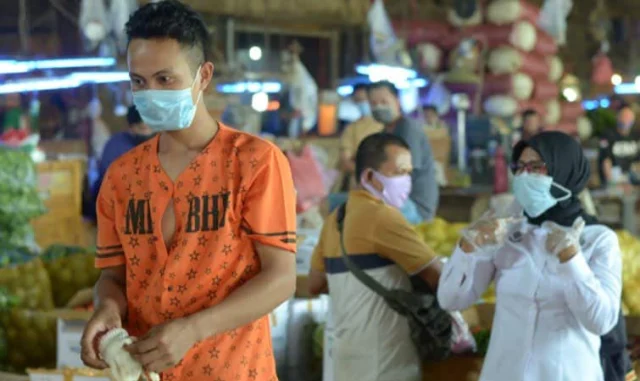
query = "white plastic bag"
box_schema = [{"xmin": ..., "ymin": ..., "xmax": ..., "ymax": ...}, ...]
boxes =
[
  {"xmin": 80, "ymin": 0, "xmax": 109, "ymax": 48},
  {"xmin": 538, "ymin": 0, "xmax": 573, "ymax": 46},
  {"xmin": 449, "ymin": 311, "xmax": 477, "ymax": 354}
]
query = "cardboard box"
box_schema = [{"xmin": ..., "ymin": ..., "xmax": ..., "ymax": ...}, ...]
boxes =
[{"xmin": 52, "ymin": 310, "xmax": 92, "ymax": 369}]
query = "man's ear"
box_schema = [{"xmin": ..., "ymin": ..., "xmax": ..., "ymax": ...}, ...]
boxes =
[{"xmin": 200, "ymin": 62, "xmax": 214, "ymax": 91}]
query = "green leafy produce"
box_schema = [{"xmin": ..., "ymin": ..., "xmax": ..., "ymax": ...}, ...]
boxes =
[
  {"xmin": 0, "ymin": 258, "xmax": 54, "ymax": 310},
  {"xmin": 473, "ymin": 329, "xmax": 491, "ymax": 356},
  {"xmin": 0, "ymin": 224, "xmax": 38, "ymax": 251},
  {"xmin": 41, "ymin": 246, "xmax": 100, "ymax": 307},
  {"xmin": 0, "ymin": 148, "xmax": 37, "ymax": 194},
  {"xmin": 0, "ymin": 245, "xmax": 37, "ymax": 268},
  {"xmin": 586, "ymin": 108, "xmax": 617, "ymax": 138}
]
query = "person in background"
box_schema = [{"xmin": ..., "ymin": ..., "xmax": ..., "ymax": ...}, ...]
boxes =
[
  {"xmin": 438, "ymin": 131, "xmax": 622, "ymax": 381},
  {"xmin": 308, "ymin": 133, "xmax": 442, "ymax": 381},
  {"xmin": 423, "ymin": 104, "xmax": 447, "ymax": 130},
  {"xmin": 599, "ymin": 105, "xmax": 640, "ymax": 185},
  {"xmin": 368, "ymin": 81, "xmax": 439, "ymax": 222},
  {"xmin": 519, "ymin": 108, "xmax": 543, "ymax": 141},
  {"xmin": 92, "ymin": 105, "xmax": 154, "ymax": 201},
  {"xmin": 338, "ymin": 83, "xmax": 383, "ymax": 190}
]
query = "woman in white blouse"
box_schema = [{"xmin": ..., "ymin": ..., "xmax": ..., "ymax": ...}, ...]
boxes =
[{"xmin": 438, "ymin": 132, "xmax": 622, "ymax": 381}]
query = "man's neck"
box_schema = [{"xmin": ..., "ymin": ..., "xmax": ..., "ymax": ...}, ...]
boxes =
[
  {"xmin": 384, "ymin": 117, "xmax": 402, "ymax": 132},
  {"xmin": 160, "ymin": 105, "xmax": 218, "ymax": 153}
]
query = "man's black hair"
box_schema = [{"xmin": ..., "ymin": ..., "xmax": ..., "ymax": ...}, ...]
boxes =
[
  {"xmin": 368, "ymin": 80, "xmax": 399, "ymax": 97},
  {"xmin": 355, "ymin": 133, "xmax": 410, "ymax": 181},
  {"xmin": 352, "ymin": 83, "xmax": 369, "ymax": 94},
  {"xmin": 522, "ymin": 108, "xmax": 538, "ymax": 119},
  {"xmin": 423, "ymin": 104, "xmax": 438, "ymax": 113},
  {"xmin": 127, "ymin": 105, "xmax": 143, "ymax": 126},
  {"xmin": 125, "ymin": 0, "xmax": 211, "ymax": 69}
]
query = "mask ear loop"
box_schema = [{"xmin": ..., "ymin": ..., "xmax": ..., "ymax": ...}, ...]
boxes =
[
  {"xmin": 191, "ymin": 65, "xmax": 203, "ymax": 105},
  {"xmin": 551, "ymin": 182, "xmax": 572, "ymax": 202}
]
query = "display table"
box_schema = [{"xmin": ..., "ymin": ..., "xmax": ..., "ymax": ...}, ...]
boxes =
[
  {"xmin": 590, "ymin": 187, "xmax": 639, "ymax": 235},
  {"xmin": 437, "ymin": 186, "xmax": 492, "ymax": 223}
]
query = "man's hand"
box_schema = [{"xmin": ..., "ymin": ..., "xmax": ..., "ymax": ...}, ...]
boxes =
[
  {"xmin": 81, "ymin": 301, "xmax": 123, "ymax": 369},
  {"xmin": 126, "ymin": 318, "xmax": 199, "ymax": 374}
]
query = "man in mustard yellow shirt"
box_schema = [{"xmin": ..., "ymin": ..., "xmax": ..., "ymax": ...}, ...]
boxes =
[{"xmin": 309, "ymin": 133, "xmax": 441, "ymax": 381}]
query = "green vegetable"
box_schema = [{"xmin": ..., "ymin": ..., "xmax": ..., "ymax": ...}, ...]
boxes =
[
  {"xmin": 41, "ymin": 245, "xmax": 100, "ymax": 307},
  {"xmin": 473, "ymin": 329, "xmax": 491, "ymax": 356}
]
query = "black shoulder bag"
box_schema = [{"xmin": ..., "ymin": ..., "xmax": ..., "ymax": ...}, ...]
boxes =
[{"xmin": 335, "ymin": 203, "xmax": 453, "ymax": 362}]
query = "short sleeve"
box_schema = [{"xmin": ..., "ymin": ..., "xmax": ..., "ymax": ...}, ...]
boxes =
[
  {"xmin": 371, "ymin": 206, "xmax": 437, "ymax": 274},
  {"xmin": 95, "ymin": 172, "xmax": 126, "ymax": 268},
  {"xmin": 242, "ymin": 146, "xmax": 297, "ymax": 253}
]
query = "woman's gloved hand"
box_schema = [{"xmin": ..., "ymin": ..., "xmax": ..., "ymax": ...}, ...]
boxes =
[
  {"xmin": 542, "ymin": 217, "xmax": 585, "ymax": 263},
  {"xmin": 460, "ymin": 211, "xmax": 523, "ymax": 254},
  {"xmin": 99, "ymin": 328, "xmax": 160, "ymax": 381}
]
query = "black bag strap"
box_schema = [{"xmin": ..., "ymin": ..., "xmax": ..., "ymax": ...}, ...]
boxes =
[{"xmin": 335, "ymin": 202, "xmax": 393, "ymax": 299}]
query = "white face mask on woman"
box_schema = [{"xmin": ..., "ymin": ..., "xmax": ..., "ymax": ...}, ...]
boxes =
[{"xmin": 512, "ymin": 172, "xmax": 572, "ymax": 218}]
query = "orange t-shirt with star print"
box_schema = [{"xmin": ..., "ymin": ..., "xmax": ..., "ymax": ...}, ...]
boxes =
[{"xmin": 95, "ymin": 123, "xmax": 296, "ymax": 381}]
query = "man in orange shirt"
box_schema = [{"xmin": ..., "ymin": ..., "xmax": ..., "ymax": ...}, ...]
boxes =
[{"xmin": 79, "ymin": 1, "xmax": 297, "ymax": 380}]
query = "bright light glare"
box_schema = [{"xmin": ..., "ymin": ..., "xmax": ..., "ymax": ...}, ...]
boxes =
[
  {"xmin": 0, "ymin": 71, "xmax": 131, "ymax": 94},
  {"xmin": 611, "ymin": 74, "xmax": 622, "ymax": 86},
  {"xmin": 251, "ymin": 92, "xmax": 269, "ymax": 112},
  {"xmin": 563, "ymin": 88, "xmax": 578, "ymax": 102},
  {"xmin": 217, "ymin": 81, "xmax": 282, "ymax": 94},
  {"xmin": 249, "ymin": 47, "xmax": 263, "ymax": 61},
  {"xmin": 0, "ymin": 57, "xmax": 116, "ymax": 74}
]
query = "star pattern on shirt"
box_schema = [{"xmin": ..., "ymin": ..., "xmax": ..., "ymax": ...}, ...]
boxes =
[{"xmin": 102, "ymin": 129, "xmax": 291, "ymax": 381}]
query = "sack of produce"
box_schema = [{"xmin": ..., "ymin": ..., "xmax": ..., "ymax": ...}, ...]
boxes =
[
  {"xmin": 534, "ymin": 28, "xmax": 558, "ymax": 55},
  {"xmin": 483, "ymin": 95, "xmax": 519, "ymax": 118},
  {"xmin": 483, "ymin": 73, "xmax": 534, "ymax": 100},
  {"xmin": 41, "ymin": 246, "xmax": 101, "ymax": 307},
  {"xmin": 0, "ymin": 258, "xmax": 54, "ymax": 310},
  {"xmin": 532, "ymin": 81, "xmax": 559, "ymax": 100},
  {"xmin": 0, "ymin": 308, "xmax": 57, "ymax": 372},
  {"xmin": 487, "ymin": 47, "xmax": 549, "ymax": 77},
  {"xmin": 547, "ymin": 56, "xmax": 564, "ymax": 82},
  {"xmin": 545, "ymin": 100, "xmax": 561, "ymax": 125},
  {"xmin": 560, "ymin": 101, "xmax": 584, "ymax": 122},
  {"xmin": 416, "ymin": 43, "xmax": 443, "ymax": 72},
  {"xmin": 392, "ymin": 20, "xmax": 456, "ymax": 49},
  {"xmin": 0, "ymin": 148, "xmax": 37, "ymax": 194},
  {"xmin": 486, "ymin": 0, "xmax": 540, "ymax": 25},
  {"xmin": 0, "ymin": 287, "xmax": 20, "ymax": 368},
  {"xmin": 468, "ymin": 21, "xmax": 537, "ymax": 52}
]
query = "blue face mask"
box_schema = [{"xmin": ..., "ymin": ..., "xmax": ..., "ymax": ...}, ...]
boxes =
[
  {"xmin": 356, "ymin": 101, "xmax": 371, "ymax": 118},
  {"xmin": 132, "ymin": 68, "xmax": 202, "ymax": 132},
  {"xmin": 512, "ymin": 172, "xmax": 571, "ymax": 218}
]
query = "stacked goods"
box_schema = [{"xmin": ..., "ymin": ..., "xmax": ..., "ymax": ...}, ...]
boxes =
[
  {"xmin": 615, "ymin": 230, "xmax": 640, "ymax": 316},
  {"xmin": 0, "ymin": 147, "xmax": 46, "ymax": 251},
  {"xmin": 0, "ymin": 258, "xmax": 56, "ymax": 372},
  {"xmin": 0, "ymin": 245, "xmax": 99, "ymax": 373},
  {"xmin": 40, "ymin": 245, "xmax": 100, "ymax": 307}
]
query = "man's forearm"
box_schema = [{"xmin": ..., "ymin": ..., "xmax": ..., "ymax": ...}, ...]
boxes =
[
  {"xmin": 94, "ymin": 272, "xmax": 128, "ymax": 318},
  {"xmin": 188, "ymin": 266, "xmax": 295, "ymax": 341}
]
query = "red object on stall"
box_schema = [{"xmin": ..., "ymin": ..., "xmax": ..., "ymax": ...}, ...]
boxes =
[
  {"xmin": 392, "ymin": 20, "xmax": 457, "ymax": 49},
  {"xmin": 532, "ymin": 81, "xmax": 559, "ymax": 100},
  {"xmin": 286, "ymin": 145, "xmax": 328, "ymax": 213},
  {"xmin": 591, "ymin": 53, "xmax": 614, "ymax": 86},
  {"xmin": 493, "ymin": 145, "xmax": 509, "ymax": 194},
  {"xmin": 533, "ymin": 29, "xmax": 558, "ymax": 55},
  {"xmin": 560, "ymin": 102, "xmax": 584, "ymax": 121}
]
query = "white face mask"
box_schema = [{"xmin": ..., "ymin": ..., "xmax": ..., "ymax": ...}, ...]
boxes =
[
  {"xmin": 132, "ymin": 67, "xmax": 202, "ymax": 132},
  {"xmin": 512, "ymin": 172, "xmax": 571, "ymax": 217}
]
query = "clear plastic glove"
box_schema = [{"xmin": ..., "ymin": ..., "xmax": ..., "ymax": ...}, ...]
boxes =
[
  {"xmin": 461, "ymin": 211, "xmax": 523, "ymax": 254},
  {"xmin": 542, "ymin": 217, "xmax": 585, "ymax": 261},
  {"xmin": 99, "ymin": 328, "xmax": 160, "ymax": 381}
]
